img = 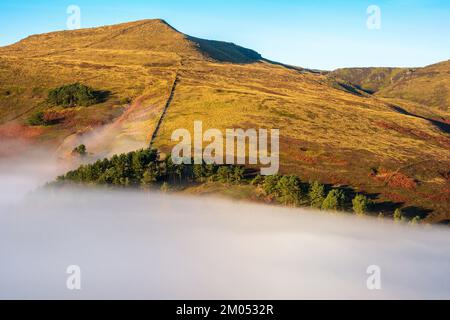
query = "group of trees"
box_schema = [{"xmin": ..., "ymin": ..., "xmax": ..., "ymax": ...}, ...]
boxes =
[
  {"xmin": 28, "ymin": 83, "xmax": 105, "ymax": 126},
  {"xmin": 392, "ymin": 208, "xmax": 421, "ymax": 225},
  {"xmin": 56, "ymin": 148, "xmax": 247, "ymax": 189},
  {"xmin": 55, "ymin": 147, "xmax": 421, "ymax": 223},
  {"xmin": 252, "ymin": 174, "xmax": 372, "ymax": 215},
  {"xmin": 253, "ymin": 175, "xmax": 422, "ymax": 222},
  {"xmin": 256, "ymin": 174, "xmax": 307, "ymax": 206},
  {"xmin": 48, "ymin": 83, "xmax": 101, "ymax": 107}
]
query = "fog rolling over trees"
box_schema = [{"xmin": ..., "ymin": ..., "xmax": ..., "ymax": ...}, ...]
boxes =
[{"xmin": 0, "ymin": 142, "xmax": 449, "ymax": 299}]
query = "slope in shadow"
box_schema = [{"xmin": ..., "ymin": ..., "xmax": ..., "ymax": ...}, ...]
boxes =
[
  {"xmin": 187, "ymin": 36, "xmax": 261, "ymax": 64},
  {"xmin": 391, "ymin": 105, "xmax": 450, "ymax": 134}
]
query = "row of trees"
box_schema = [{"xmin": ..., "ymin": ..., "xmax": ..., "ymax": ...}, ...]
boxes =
[
  {"xmin": 252, "ymin": 174, "xmax": 371, "ymax": 215},
  {"xmin": 55, "ymin": 148, "xmax": 420, "ymax": 222},
  {"xmin": 56, "ymin": 148, "xmax": 247, "ymax": 188},
  {"xmin": 253, "ymin": 175, "xmax": 422, "ymax": 222}
]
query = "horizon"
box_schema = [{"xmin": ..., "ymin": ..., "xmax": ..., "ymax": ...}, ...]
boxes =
[{"xmin": 1, "ymin": 1, "xmax": 449, "ymax": 70}]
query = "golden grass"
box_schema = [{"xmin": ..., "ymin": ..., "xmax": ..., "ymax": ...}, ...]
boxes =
[{"xmin": 0, "ymin": 19, "xmax": 448, "ymax": 221}]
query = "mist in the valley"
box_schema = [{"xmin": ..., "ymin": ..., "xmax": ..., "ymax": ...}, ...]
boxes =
[{"xmin": 0, "ymin": 141, "xmax": 449, "ymax": 299}]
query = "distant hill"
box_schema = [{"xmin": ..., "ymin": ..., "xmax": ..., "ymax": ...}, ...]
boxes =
[
  {"xmin": 0, "ymin": 19, "xmax": 449, "ymax": 222},
  {"xmin": 329, "ymin": 67, "xmax": 415, "ymax": 94},
  {"xmin": 377, "ymin": 60, "xmax": 450, "ymax": 112},
  {"xmin": 330, "ymin": 62, "xmax": 450, "ymax": 112}
]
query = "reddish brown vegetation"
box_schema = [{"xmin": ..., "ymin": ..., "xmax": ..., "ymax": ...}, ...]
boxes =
[
  {"xmin": 383, "ymin": 192, "xmax": 409, "ymax": 203},
  {"xmin": 418, "ymin": 190, "xmax": 450, "ymax": 202},
  {"xmin": 0, "ymin": 123, "xmax": 44, "ymax": 157},
  {"xmin": 42, "ymin": 109, "xmax": 74, "ymax": 124},
  {"xmin": 375, "ymin": 121, "xmax": 450, "ymax": 148},
  {"xmin": 372, "ymin": 168, "xmax": 418, "ymax": 190},
  {"xmin": 0, "ymin": 122, "xmax": 43, "ymax": 140},
  {"xmin": 326, "ymin": 174, "xmax": 349, "ymax": 186},
  {"xmin": 294, "ymin": 154, "xmax": 317, "ymax": 164},
  {"xmin": 326, "ymin": 158, "xmax": 349, "ymax": 166}
]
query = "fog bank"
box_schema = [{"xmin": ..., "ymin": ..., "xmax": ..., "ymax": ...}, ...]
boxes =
[
  {"xmin": 0, "ymin": 188, "xmax": 449, "ymax": 299},
  {"xmin": 0, "ymin": 144, "xmax": 449, "ymax": 299}
]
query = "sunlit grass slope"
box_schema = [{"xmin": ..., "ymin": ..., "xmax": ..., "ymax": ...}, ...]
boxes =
[{"xmin": 0, "ymin": 19, "xmax": 448, "ymax": 222}]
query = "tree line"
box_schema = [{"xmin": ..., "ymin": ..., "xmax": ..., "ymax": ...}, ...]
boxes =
[
  {"xmin": 56, "ymin": 148, "xmax": 246, "ymax": 188},
  {"xmin": 54, "ymin": 148, "xmax": 420, "ymax": 223}
]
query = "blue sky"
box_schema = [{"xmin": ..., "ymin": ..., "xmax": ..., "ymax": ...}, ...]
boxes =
[{"xmin": 1, "ymin": 0, "xmax": 449, "ymax": 70}]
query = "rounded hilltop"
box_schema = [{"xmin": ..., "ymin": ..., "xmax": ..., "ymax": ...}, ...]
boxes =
[{"xmin": 1, "ymin": 18, "xmax": 262, "ymax": 64}]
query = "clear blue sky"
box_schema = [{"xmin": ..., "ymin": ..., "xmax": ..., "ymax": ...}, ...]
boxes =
[{"xmin": 1, "ymin": 0, "xmax": 449, "ymax": 70}]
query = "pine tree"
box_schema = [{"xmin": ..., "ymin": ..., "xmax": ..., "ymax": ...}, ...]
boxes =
[
  {"xmin": 352, "ymin": 194, "xmax": 371, "ymax": 215},
  {"xmin": 251, "ymin": 174, "xmax": 264, "ymax": 186},
  {"xmin": 322, "ymin": 189, "xmax": 346, "ymax": 211},
  {"xmin": 232, "ymin": 166, "xmax": 245, "ymax": 183},
  {"xmin": 393, "ymin": 208, "xmax": 403, "ymax": 222},
  {"xmin": 141, "ymin": 167, "xmax": 158, "ymax": 187},
  {"xmin": 216, "ymin": 166, "xmax": 229, "ymax": 183},
  {"xmin": 309, "ymin": 181, "xmax": 325, "ymax": 209},
  {"xmin": 263, "ymin": 174, "xmax": 281, "ymax": 196},
  {"xmin": 277, "ymin": 175, "xmax": 301, "ymax": 206},
  {"xmin": 410, "ymin": 216, "xmax": 421, "ymax": 225}
]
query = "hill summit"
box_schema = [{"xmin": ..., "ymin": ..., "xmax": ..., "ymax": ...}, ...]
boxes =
[{"xmin": 3, "ymin": 19, "xmax": 261, "ymax": 64}]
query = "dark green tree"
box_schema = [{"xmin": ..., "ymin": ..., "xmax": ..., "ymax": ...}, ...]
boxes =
[
  {"xmin": 393, "ymin": 208, "xmax": 404, "ymax": 222},
  {"xmin": 309, "ymin": 181, "xmax": 326, "ymax": 209},
  {"xmin": 27, "ymin": 111, "xmax": 47, "ymax": 126},
  {"xmin": 263, "ymin": 174, "xmax": 281, "ymax": 196},
  {"xmin": 72, "ymin": 144, "xmax": 87, "ymax": 156},
  {"xmin": 251, "ymin": 174, "xmax": 264, "ymax": 186},
  {"xmin": 277, "ymin": 175, "xmax": 302, "ymax": 206},
  {"xmin": 232, "ymin": 166, "xmax": 245, "ymax": 183},
  {"xmin": 352, "ymin": 194, "xmax": 371, "ymax": 215},
  {"xmin": 322, "ymin": 189, "xmax": 346, "ymax": 211}
]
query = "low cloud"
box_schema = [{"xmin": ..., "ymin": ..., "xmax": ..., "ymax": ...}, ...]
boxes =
[{"xmin": 0, "ymin": 142, "xmax": 449, "ymax": 299}]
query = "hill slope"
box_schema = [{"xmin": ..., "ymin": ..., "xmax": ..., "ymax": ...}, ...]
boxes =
[
  {"xmin": 330, "ymin": 62, "xmax": 450, "ymax": 115},
  {"xmin": 0, "ymin": 19, "xmax": 449, "ymax": 222},
  {"xmin": 329, "ymin": 67, "xmax": 415, "ymax": 94},
  {"xmin": 377, "ymin": 60, "xmax": 450, "ymax": 112}
]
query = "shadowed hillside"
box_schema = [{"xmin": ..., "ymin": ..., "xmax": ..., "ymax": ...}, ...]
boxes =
[
  {"xmin": 0, "ymin": 19, "xmax": 449, "ymax": 222},
  {"xmin": 187, "ymin": 36, "xmax": 261, "ymax": 63}
]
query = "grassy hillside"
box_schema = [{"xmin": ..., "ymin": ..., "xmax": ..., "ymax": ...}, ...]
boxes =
[
  {"xmin": 330, "ymin": 62, "xmax": 450, "ymax": 115},
  {"xmin": 377, "ymin": 60, "xmax": 450, "ymax": 112},
  {"xmin": 0, "ymin": 19, "xmax": 449, "ymax": 222},
  {"xmin": 329, "ymin": 67, "xmax": 414, "ymax": 94}
]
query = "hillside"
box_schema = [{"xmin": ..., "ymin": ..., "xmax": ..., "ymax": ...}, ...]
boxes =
[
  {"xmin": 377, "ymin": 60, "xmax": 450, "ymax": 112},
  {"xmin": 330, "ymin": 62, "xmax": 450, "ymax": 116},
  {"xmin": 329, "ymin": 67, "xmax": 414, "ymax": 94},
  {"xmin": 0, "ymin": 19, "xmax": 449, "ymax": 222}
]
